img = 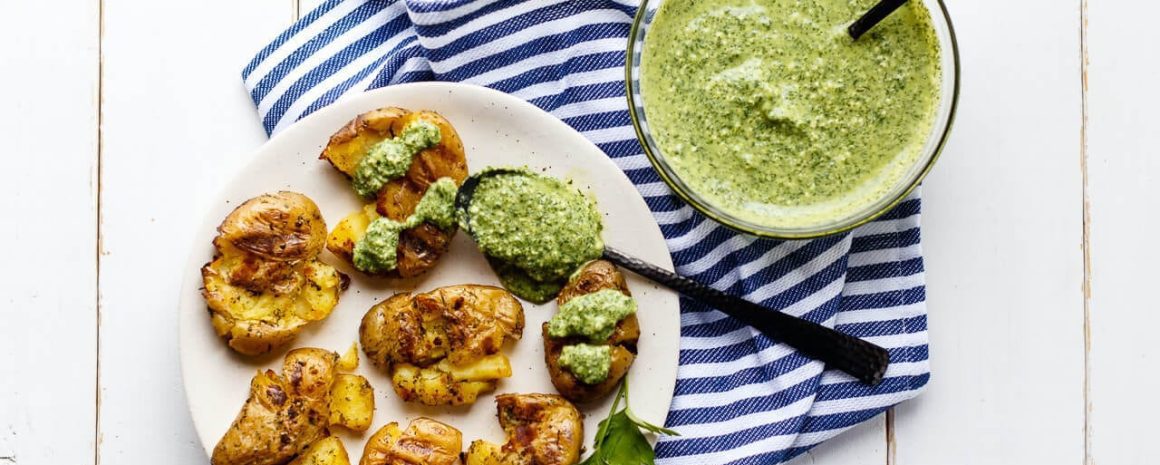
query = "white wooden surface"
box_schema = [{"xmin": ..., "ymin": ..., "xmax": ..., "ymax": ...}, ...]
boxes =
[
  {"xmin": 0, "ymin": 1, "xmax": 99, "ymax": 464},
  {"xmin": 1086, "ymin": 0, "xmax": 1160, "ymax": 463},
  {"xmin": 2, "ymin": 0, "xmax": 1155, "ymax": 464}
]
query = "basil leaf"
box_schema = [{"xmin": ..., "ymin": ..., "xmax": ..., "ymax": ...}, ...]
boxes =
[
  {"xmin": 579, "ymin": 379, "xmax": 678, "ymax": 465},
  {"xmin": 599, "ymin": 411, "xmax": 656, "ymax": 464}
]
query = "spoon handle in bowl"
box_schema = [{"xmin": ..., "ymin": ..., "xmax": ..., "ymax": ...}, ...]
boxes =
[{"xmin": 603, "ymin": 247, "xmax": 889, "ymax": 386}]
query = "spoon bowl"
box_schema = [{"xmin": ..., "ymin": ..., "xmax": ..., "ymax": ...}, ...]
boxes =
[{"xmin": 454, "ymin": 168, "xmax": 524, "ymax": 235}]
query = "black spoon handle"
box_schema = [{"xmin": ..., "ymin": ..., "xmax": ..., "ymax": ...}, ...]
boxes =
[
  {"xmin": 603, "ymin": 247, "xmax": 889, "ymax": 386},
  {"xmin": 847, "ymin": 0, "xmax": 908, "ymax": 40}
]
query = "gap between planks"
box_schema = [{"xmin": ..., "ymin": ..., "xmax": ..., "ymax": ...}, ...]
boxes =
[
  {"xmin": 885, "ymin": 408, "xmax": 895, "ymax": 465},
  {"xmin": 94, "ymin": 0, "xmax": 106, "ymax": 464},
  {"xmin": 1079, "ymin": 0, "xmax": 1092, "ymax": 464}
]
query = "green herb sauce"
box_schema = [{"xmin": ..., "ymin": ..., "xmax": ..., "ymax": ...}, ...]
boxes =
[
  {"xmin": 352, "ymin": 120, "xmax": 441, "ymax": 199},
  {"xmin": 548, "ymin": 289, "xmax": 637, "ymax": 342},
  {"xmin": 487, "ymin": 257, "xmax": 565, "ymax": 304},
  {"xmin": 352, "ymin": 177, "xmax": 457, "ymax": 273},
  {"xmin": 641, "ymin": 0, "xmax": 942, "ymax": 228},
  {"xmin": 559, "ymin": 343, "xmax": 612, "ymax": 385},
  {"xmin": 463, "ymin": 168, "xmax": 604, "ymax": 302}
]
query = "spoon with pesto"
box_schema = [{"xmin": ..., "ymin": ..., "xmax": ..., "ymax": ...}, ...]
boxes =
[{"xmin": 456, "ymin": 168, "xmax": 890, "ymax": 386}]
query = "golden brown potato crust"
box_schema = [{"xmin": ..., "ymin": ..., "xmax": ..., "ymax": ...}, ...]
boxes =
[
  {"xmin": 202, "ymin": 192, "xmax": 348, "ymax": 356},
  {"xmin": 212, "ymin": 348, "xmax": 339, "ymax": 465},
  {"xmin": 360, "ymin": 417, "xmax": 463, "ymax": 465},
  {"xmin": 543, "ymin": 260, "xmax": 640, "ymax": 403},
  {"xmin": 359, "ymin": 285, "xmax": 525, "ymax": 405},
  {"xmin": 463, "ymin": 394, "xmax": 583, "ymax": 465},
  {"xmin": 218, "ymin": 192, "xmax": 327, "ymax": 261},
  {"xmin": 322, "ymin": 108, "xmax": 468, "ymax": 278}
]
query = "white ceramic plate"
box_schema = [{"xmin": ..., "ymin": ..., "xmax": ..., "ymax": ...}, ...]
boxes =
[{"xmin": 179, "ymin": 82, "xmax": 680, "ymax": 459}]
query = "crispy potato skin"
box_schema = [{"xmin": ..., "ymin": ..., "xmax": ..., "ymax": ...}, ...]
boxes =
[
  {"xmin": 211, "ymin": 349, "xmax": 338, "ymax": 465},
  {"xmin": 360, "ymin": 417, "xmax": 463, "ymax": 465},
  {"xmin": 202, "ymin": 192, "xmax": 348, "ymax": 356},
  {"xmin": 544, "ymin": 260, "xmax": 640, "ymax": 403},
  {"xmin": 320, "ymin": 107, "xmax": 408, "ymax": 176},
  {"xmin": 322, "ymin": 108, "xmax": 467, "ymax": 279},
  {"xmin": 463, "ymin": 394, "xmax": 583, "ymax": 465},
  {"xmin": 218, "ymin": 192, "xmax": 327, "ymax": 261},
  {"xmin": 359, "ymin": 285, "xmax": 525, "ymax": 406}
]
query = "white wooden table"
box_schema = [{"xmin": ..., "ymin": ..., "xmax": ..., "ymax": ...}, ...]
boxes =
[{"xmin": 1, "ymin": 0, "xmax": 1152, "ymax": 463}]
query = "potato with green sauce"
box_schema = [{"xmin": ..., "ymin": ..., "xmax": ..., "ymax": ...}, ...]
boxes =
[
  {"xmin": 543, "ymin": 260, "xmax": 640, "ymax": 403},
  {"xmin": 322, "ymin": 107, "xmax": 468, "ymax": 278}
]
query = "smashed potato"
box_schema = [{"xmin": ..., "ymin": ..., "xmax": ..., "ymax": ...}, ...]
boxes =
[
  {"xmin": 202, "ymin": 192, "xmax": 348, "ymax": 356},
  {"xmin": 329, "ymin": 374, "xmax": 375, "ymax": 432},
  {"xmin": 360, "ymin": 285, "xmax": 525, "ymax": 406},
  {"xmin": 463, "ymin": 394, "xmax": 583, "ymax": 465},
  {"xmin": 360, "ymin": 417, "xmax": 463, "ymax": 465},
  {"xmin": 289, "ymin": 436, "xmax": 351, "ymax": 465},
  {"xmin": 212, "ymin": 348, "xmax": 338, "ymax": 465},
  {"xmin": 322, "ymin": 108, "xmax": 468, "ymax": 278},
  {"xmin": 544, "ymin": 260, "xmax": 640, "ymax": 403}
]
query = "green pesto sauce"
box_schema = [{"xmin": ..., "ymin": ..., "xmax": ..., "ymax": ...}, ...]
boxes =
[
  {"xmin": 547, "ymin": 289, "xmax": 637, "ymax": 342},
  {"xmin": 352, "ymin": 120, "xmax": 441, "ymax": 199},
  {"xmin": 352, "ymin": 177, "xmax": 457, "ymax": 273},
  {"xmin": 487, "ymin": 257, "xmax": 565, "ymax": 304},
  {"xmin": 559, "ymin": 343, "xmax": 612, "ymax": 385},
  {"xmin": 641, "ymin": 0, "xmax": 942, "ymax": 228},
  {"xmin": 464, "ymin": 168, "xmax": 604, "ymax": 301}
]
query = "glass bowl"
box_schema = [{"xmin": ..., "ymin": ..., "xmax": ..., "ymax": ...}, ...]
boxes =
[{"xmin": 625, "ymin": 0, "xmax": 961, "ymax": 239}]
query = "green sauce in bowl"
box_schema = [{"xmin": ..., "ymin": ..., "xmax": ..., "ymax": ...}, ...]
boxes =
[{"xmin": 640, "ymin": 0, "xmax": 942, "ymax": 230}]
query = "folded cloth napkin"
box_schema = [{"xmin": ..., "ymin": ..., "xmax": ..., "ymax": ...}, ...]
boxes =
[{"xmin": 243, "ymin": 1, "xmax": 930, "ymax": 463}]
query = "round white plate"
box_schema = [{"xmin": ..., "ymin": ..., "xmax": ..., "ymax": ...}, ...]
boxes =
[{"xmin": 179, "ymin": 82, "xmax": 680, "ymax": 459}]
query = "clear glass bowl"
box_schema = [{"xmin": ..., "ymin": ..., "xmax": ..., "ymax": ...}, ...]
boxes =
[{"xmin": 625, "ymin": 0, "xmax": 962, "ymax": 239}]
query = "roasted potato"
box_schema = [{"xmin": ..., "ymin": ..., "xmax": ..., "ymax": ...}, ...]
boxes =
[
  {"xmin": 212, "ymin": 348, "xmax": 338, "ymax": 465},
  {"xmin": 360, "ymin": 285, "xmax": 525, "ymax": 406},
  {"xmin": 289, "ymin": 436, "xmax": 352, "ymax": 465},
  {"xmin": 322, "ymin": 108, "xmax": 467, "ymax": 278},
  {"xmin": 202, "ymin": 192, "xmax": 348, "ymax": 356},
  {"xmin": 337, "ymin": 342, "xmax": 361, "ymax": 371},
  {"xmin": 360, "ymin": 417, "xmax": 463, "ymax": 465},
  {"xmin": 329, "ymin": 374, "xmax": 375, "ymax": 432},
  {"xmin": 543, "ymin": 260, "xmax": 640, "ymax": 403},
  {"xmin": 463, "ymin": 394, "xmax": 583, "ymax": 465}
]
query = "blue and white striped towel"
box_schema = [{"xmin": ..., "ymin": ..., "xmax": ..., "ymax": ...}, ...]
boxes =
[{"xmin": 244, "ymin": 1, "xmax": 930, "ymax": 463}]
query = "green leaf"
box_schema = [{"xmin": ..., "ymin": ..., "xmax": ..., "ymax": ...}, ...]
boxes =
[{"xmin": 578, "ymin": 378, "xmax": 679, "ymax": 465}]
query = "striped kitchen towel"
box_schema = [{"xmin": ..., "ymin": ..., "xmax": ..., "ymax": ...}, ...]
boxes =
[{"xmin": 243, "ymin": 1, "xmax": 930, "ymax": 463}]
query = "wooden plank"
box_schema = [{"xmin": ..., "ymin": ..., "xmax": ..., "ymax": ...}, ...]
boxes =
[
  {"xmin": 893, "ymin": 0, "xmax": 1086, "ymax": 464},
  {"xmin": 1085, "ymin": 0, "xmax": 1160, "ymax": 463},
  {"xmin": 0, "ymin": 1, "xmax": 100, "ymax": 465},
  {"xmin": 96, "ymin": 0, "xmax": 292, "ymax": 462},
  {"xmin": 786, "ymin": 418, "xmax": 887, "ymax": 465}
]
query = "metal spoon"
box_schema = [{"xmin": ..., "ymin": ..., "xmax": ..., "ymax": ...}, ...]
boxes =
[{"xmin": 456, "ymin": 169, "xmax": 889, "ymax": 386}]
